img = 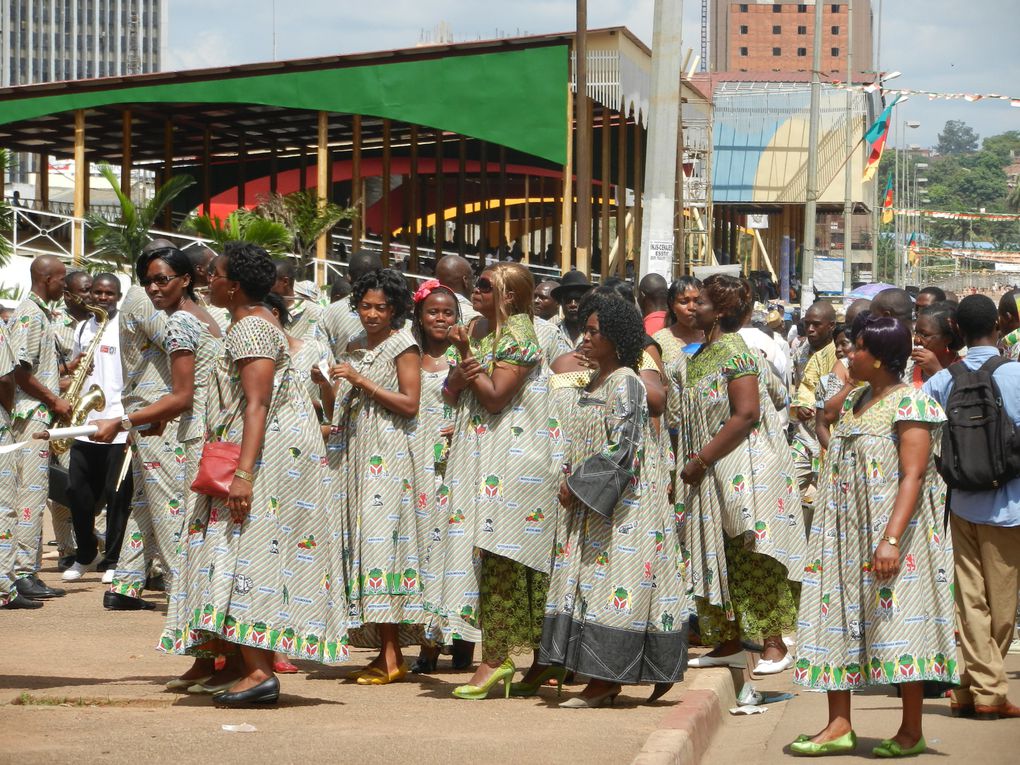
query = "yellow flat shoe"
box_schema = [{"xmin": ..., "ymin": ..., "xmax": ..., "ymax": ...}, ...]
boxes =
[{"xmin": 357, "ymin": 663, "xmax": 409, "ymax": 685}]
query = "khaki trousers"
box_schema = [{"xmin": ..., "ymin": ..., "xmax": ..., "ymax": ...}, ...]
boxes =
[{"xmin": 950, "ymin": 514, "xmax": 1020, "ymax": 707}]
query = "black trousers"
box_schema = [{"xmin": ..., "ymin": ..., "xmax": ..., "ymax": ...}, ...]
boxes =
[{"xmin": 68, "ymin": 440, "xmax": 132, "ymax": 567}]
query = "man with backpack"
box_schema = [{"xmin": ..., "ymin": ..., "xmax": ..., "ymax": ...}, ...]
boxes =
[{"xmin": 923, "ymin": 294, "xmax": 1020, "ymax": 720}]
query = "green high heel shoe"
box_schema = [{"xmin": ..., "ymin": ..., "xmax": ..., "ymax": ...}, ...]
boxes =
[
  {"xmin": 873, "ymin": 736, "xmax": 926, "ymax": 758},
  {"xmin": 451, "ymin": 659, "xmax": 516, "ymax": 700},
  {"xmin": 508, "ymin": 665, "xmax": 567, "ymax": 697},
  {"xmin": 789, "ymin": 730, "xmax": 857, "ymax": 757}
]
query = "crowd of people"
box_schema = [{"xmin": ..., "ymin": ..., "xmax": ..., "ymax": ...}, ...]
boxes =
[{"xmin": 1, "ymin": 245, "xmax": 1018, "ymax": 756}]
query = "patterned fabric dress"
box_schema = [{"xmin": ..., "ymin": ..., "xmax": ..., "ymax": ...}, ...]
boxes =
[
  {"xmin": 412, "ymin": 360, "xmax": 455, "ymax": 619},
  {"xmin": 45, "ymin": 306, "xmax": 77, "ymax": 560},
  {"xmin": 289, "ymin": 336, "xmax": 334, "ymax": 423},
  {"xmin": 432, "ymin": 313, "xmax": 562, "ymax": 658},
  {"xmin": 0, "ymin": 323, "xmax": 21, "ymax": 604},
  {"xmin": 541, "ymin": 367, "xmax": 690, "ymax": 683},
  {"xmin": 652, "ymin": 328, "xmax": 700, "ymax": 367},
  {"xmin": 793, "ymin": 386, "xmax": 958, "ymax": 691},
  {"xmin": 162, "ymin": 316, "xmax": 346, "ymax": 664},
  {"xmin": 111, "ymin": 308, "xmax": 220, "ymax": 598},
  {"xmin": 328, "ymin": 328, "xmax": 430, "ymax": 647},
  {"xmin": 672, "ymin": 333, "xmax": 806, "ymax": 643},
  {"xmin": 8, "ymin": 294, "xmax": 61, "ymax": 578}
]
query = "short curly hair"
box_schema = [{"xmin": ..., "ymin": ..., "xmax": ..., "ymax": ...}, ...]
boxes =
[
  {"xmin": 261, "ymin": 291, "xmax": 291, "ymax": 328},
  {"xmin": 351, "ymin": 268, "xmax": 413, "ymax": 329},
  {"xmin": 222, "ymin": 242, "xmax": 277, "ymax": 302},
  {"xmin": 578, "ymin": 293, "xmax": 645, "ymax": 371},
  {"xmin": 702, "ymin": 274, "xmax": 753, "ymax": 332}
]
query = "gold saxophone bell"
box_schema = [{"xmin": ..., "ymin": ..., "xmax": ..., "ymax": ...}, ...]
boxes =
[{"xmin": 51, "ymin": 302, "xmax": 109, "ymax": 455}]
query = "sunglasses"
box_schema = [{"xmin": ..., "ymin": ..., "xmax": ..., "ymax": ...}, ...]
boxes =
[
  {"xmin": 140, "ymin": 274, "xmax": 182, "ymax": 288},
  {"xmin": 474, "ymin": 277, "xmax": 493, "ymax": 294}
]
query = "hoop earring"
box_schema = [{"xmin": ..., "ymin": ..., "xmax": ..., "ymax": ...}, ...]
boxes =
[{"xmin": 873, "ymin": 360, "xmax": 882, "ymax": 369}]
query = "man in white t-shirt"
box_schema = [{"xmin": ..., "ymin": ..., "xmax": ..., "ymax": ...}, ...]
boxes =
[{"xmin": 63, "ymin": 274, "xmax": 133, "ymax": 583}]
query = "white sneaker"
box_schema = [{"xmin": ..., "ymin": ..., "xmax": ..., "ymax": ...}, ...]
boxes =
[
  {"xmin": 62, "ymin": 562, "xmax": 88, "ymax": 582},
  {"xmin": 101, "ymin": 569, "xmax": 115, "ymax": 584}
]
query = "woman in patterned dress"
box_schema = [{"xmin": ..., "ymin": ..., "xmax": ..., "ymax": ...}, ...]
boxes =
[
  {"xmin": 653, "ymin": 276, "xmax": 704, "ymax": 366},
  {"xmin": 540, "ymin": 295, "xmax": 689, "ymax": 708},
  {"xmin": 159, "ymin": 243, "xmax": 344, "ymax": 707},
  {"xmin": 790, "ymin": 316, "xmax": 956, "ymax": 758},
  {"xmin": 92, "ymin": 247, "xmax": 224, "ymax": 688},
  {"xmin": 328, "ymin": 269, "xmax": 424, "ymax": 685},
  {"xmin": 910, "ymin": 302, "xmax": 963, "ymax": 386},
  {"xmin": 439, "ymin": 262, "xmax": 561, "ymax": 699},
  {"xmin": 672, "ymin": 275, "xmax": 806, "ymax": 674},
  {"xmin": 405, "ymin": 280, "xmax": 466, "ymax": 674}
]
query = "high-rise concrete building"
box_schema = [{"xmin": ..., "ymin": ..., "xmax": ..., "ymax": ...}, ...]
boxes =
[
  {"xmin": 1, "ymin": 1, "xmax": 166, "ymax": 183},
  {"xmin": 710, "ymin": 1, "xmax": 872, "ymax": 74}
]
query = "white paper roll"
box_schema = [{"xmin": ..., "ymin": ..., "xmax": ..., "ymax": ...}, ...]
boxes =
[{"xmin": 40, "ymin": 425, "xmax": 99, "ymax": 440}]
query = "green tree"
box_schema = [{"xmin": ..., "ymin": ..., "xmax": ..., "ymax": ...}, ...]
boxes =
[
  {"xmin": 183, "ymin": 209, "xmax": 293, "ymax": 258},
  {"xmin": 0, "ymin": 149, "xmax": 12, "ymax": 267},
  {"xmin": 253, "ymin": 190, "xmax": 355, "ymax": 280},
  {"xmin": 87, "ymin": 163, "xmax": 195, "ymax": 270},
  {"xmin": 936, "ymin": 120, "xmax": 980, "ymax": 156}
]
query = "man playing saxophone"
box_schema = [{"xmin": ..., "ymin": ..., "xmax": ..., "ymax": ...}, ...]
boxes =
[{"xmin": 61, "ymin": 274, "xmax": 132, "ymax": 584}]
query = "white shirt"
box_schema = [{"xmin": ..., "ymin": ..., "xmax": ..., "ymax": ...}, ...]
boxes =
[{"xmin": 73, "ymin": 314, "xmax": 127, "ymax": 444}]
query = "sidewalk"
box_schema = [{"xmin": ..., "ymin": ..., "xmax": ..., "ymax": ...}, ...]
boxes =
[
  {"xmin": 0, "ymin": 557, "xmax": 695, "ymax": 765},
  {"xmin": 702, "ymin": 650, "xmax": 1020, "ymax": 763}
]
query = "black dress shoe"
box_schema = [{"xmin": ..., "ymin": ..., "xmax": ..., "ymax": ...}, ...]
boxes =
[
  {"xmin": 212, "ymin": 676, "xmax": 280, "ymax": 707},
  {"xmin": 2, "ymin": 594, "xmax": 44, "ymax": 610},
  {"xmin": 57, "ymin": 554, "xmax": 76, "ymax": 572},
  {"xmin": 451, "ymin": 638, "xmax": 475, "ymax": 670},
  {"xmin": 102, "ymin": 591, "xmax": 156, "ymax": 611},
  {"xmin": 14, "ymin": 576, "xmax": 65, "ymax": 600}
]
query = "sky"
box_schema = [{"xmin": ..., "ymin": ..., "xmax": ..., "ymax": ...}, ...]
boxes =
[{"xmin": 165, "ymin": 0, "xmax": 1019, "ymax": 149}]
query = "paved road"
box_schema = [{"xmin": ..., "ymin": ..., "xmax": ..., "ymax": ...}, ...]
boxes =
[
  {"xmin": 702, "ymin": 651, "xmax": 1020, "ymax": 763},
  {"xmin": 0, "ymin": 552, "xmax": 688, "ymax": 765}
]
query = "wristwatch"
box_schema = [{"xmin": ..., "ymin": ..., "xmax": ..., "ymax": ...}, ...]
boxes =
[
  {"xmin": 120, "ymin": 415, "xmax": 133, "ymax": 432},
  {"xmin": 881, "ymin": 535, "xmax": 899, "ymax": 547}
]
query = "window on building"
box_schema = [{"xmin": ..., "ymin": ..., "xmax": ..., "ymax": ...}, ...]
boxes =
[
  {"xmin": 739, "ymin": 3, "xmax": 748, "ymax": 11},
  {"xmin": 739, "ymin": 47, "xmax": 749, "ymax": 56},
  {"xmin": 798, "ymin": 4, "xmax": 808, "ymax": 11},
  {"xmin": 773, "ymin": 25, "xmax": 782, "ymax": 34},
  {"xmin": 831, "ymin": 47, "xmax": 840, "ymax": 56},
  {"xmin": 831, "ymin": 3, "xmax": 841, "ymax": 11},
  {"xmin": 797, "ymin": 47, "xmax": 807, "ymax": 57},
  {"xmin": 740, "ymin": 25, "xmax": 748, "ymax": 34},
  {"xmin": 831, "ymin": 25, "xmax": 840, "ymax": 35},
  {"xmin": 773, "ymin": 4, "xmax": 782, "ymax": 12},
  {"xmin": 773, "ymin": 47, "xmax": 782, "ymax": 56},
  {"xmin": 798, "ymin": 25, "xmax": 807, "ymax": 34}
]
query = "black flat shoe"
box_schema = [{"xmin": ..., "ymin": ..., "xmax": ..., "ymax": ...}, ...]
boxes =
[
  {"xmin": 213, "ymin": 676, "xmax": 280, "ymax": 707},
  {"xmin": 103, "ymin": 591, "xmax": 156, "ymax": 611},
  {"xmin": 411, "ymin": 654, "xmax": 439, "ymax": 674},
  {"xmin": 451, "ymin": 639, "xmax": 474, "ymax": 670},
  {"xmin": 2, "ymin": 594, "xmax": 44, "ymax": 609},
  {"xmin": 15, "ymin": 576, "xmax": 65, "ymax": 599},
  {"xmin": 646, "ymin": 683, "xmax": 673, "ymax": 703}
]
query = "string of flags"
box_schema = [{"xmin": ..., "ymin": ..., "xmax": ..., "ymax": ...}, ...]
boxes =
[
  {"xmin": 893, "ymin": 209, "xmax": 1020, "ymax": 222},
  {"xmin": 831, "ymin": 81, "xmax": 1020, "ymax": 107},
  {"xmin": 913, "ymin": 247, "xmax": 1020, "ymax": 260}
]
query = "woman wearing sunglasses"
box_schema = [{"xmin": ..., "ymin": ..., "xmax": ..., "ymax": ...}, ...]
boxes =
[
  {"xmin": 92, "ymin": 245, "xmax": 226, "ymax": 690},
  {"xmin": 437, "ymin": 263, "xmax": 561, "ymax": 700}
]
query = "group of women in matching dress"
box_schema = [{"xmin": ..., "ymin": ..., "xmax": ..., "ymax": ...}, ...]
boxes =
[{"xmin": 110, "ymin": 243, "xmax": 957, "ymax": 744}]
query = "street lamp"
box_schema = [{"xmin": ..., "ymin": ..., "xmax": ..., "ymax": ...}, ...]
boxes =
[{"xmin": 895, "ymin": 119, "xmax": 921, "ymax": 286}]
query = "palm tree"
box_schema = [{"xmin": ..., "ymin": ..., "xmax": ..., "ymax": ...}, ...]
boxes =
[
  {"xmin": 182, "ymin": 209, "xmax": 293, "ymax": 258},
  {"xmin": 86, "ymin": 162, "xmax": 195, "ymax": 270},
  {"xmin": 1008, "ymin": 182, "xmax": 1020, "ymax": 213},
  {"xmin": 254, "ymin": 190, "xmax": 355, "ymax": 279},
  {"xmin": 0, "ymin": 149, "xmax": 13, "ymax": 268}
]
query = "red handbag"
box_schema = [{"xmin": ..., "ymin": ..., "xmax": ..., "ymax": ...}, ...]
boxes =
[{"xmin": 190, "ymin": 441, "xmax": 242, "ymax": 498}]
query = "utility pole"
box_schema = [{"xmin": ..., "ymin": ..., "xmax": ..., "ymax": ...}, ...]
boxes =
[
  {"xmin": 842, "ymin": 0, "xmax": 854, "ymax": 293},
  {"xmin": 575, "ymin": 0, "xmax": 592, "ymax": 275},
  {"xmin": 870, "ymin": 0, "xmax": 883, "ymax": 279},
  {"xmin": 640, "ymin": 0, "xmax": 684, "ymax": 280},
  {"xmin": 801, "ymin": 0, "xmax": 825, "ymax": 308}
]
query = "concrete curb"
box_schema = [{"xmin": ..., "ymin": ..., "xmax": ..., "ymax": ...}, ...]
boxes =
[{"xmin": 631, "ymin": 669, "xmax": 737, "ymax": 765}]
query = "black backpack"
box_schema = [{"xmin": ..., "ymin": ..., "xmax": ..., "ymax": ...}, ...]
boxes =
[{"xmin": 937, "ymin": 356, "xmax": 1020, "ymax": 491}]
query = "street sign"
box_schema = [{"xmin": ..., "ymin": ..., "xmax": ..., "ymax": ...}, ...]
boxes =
[{"xmin": 747, "ymin": 214, "xmax": 769, "ymax": 229}]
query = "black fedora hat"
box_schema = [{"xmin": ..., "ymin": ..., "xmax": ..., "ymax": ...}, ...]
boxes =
[{"xmin": 551, "ymin": 270, "xmax": 594, "ymax": 301}]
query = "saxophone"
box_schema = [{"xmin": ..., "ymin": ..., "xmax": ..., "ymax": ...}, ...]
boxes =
[{"xmin": 51, "ymin": 299, "xmax": 109, "ymax": 455}]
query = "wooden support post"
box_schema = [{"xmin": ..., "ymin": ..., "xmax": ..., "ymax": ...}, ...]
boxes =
[
  {"xmin": 351, "ymin": 115, "xmax": 362, "ymax": 250},
  {"xmin": 269, "ymin": 141, "xmax": 279, "ymax": 194},
  {"xmin": 202, "ymin": 129, "xmax": 211, "ymax": 216},
  {"xmin": 539, "ymin": 174, "xmax": 548, "ymax": 262},
  {"xmin": 616, "ymin": 113, "xmax": 627, "ymax": 277},
  {"xmin": 457, "ymin": 136, "xmax": 466, "ymax": 256},
  {"xmin": 499, "ymin": 146, "xmax": 508, "ymax": 254},
  {"xmin": 560, "ymin": 84, "xmax": 574, "ymax": 273},
  {"xmin": 38, "ymin": 152, "xmax": 49, "ymax": 210},
  {"xmin": 523, "ymin": 173, "xmax": 531, "ymax": 263},
  {"xmin": 299, "ymin": 145, "xmax": 307, "ymax": 191},
  {"xmin": 632, "ymin": 118, "xmax": 644, "ymax": 277},
  {"xmin": 574, "ymin": 5, "xmax": 592, "ymax": 277},
  {"xmin": 162, "ymin": 118, "xmax": 173, "ymax": 229},
  {"xmin": 237, "ymin": 132, "xmax": 247, "ymax": 210},
  {"xmin": 409, "ymin": 124, "xmax": 419, "ymax": 274},
  {"xmin": 316, "ymin": 111, "xmax": 329, "ymax": 284},
  {"xmin": 599, "ymin": 107, "xmax": 611, "ymax": 277},
  {"xmin": 434, "ymin": 128, "xmax": 444, "ymax": 259},
  {"xmin": 553, "ymin": 174, "xmax": 562, "ymax": 267},
  {"xmin": 479, "ymin": 142, "xmax": 489, "ymax": 252},
  {"xmin": 72, "ymin": 110, "xmax": 85, "ymax": 264},
  {"xmin": 120, "ymin": 109, "xmax": 131, "ymax": 198},
  {"xmin": 381, "ymin": 118, "xmax": 392, "ymax": 264}
]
